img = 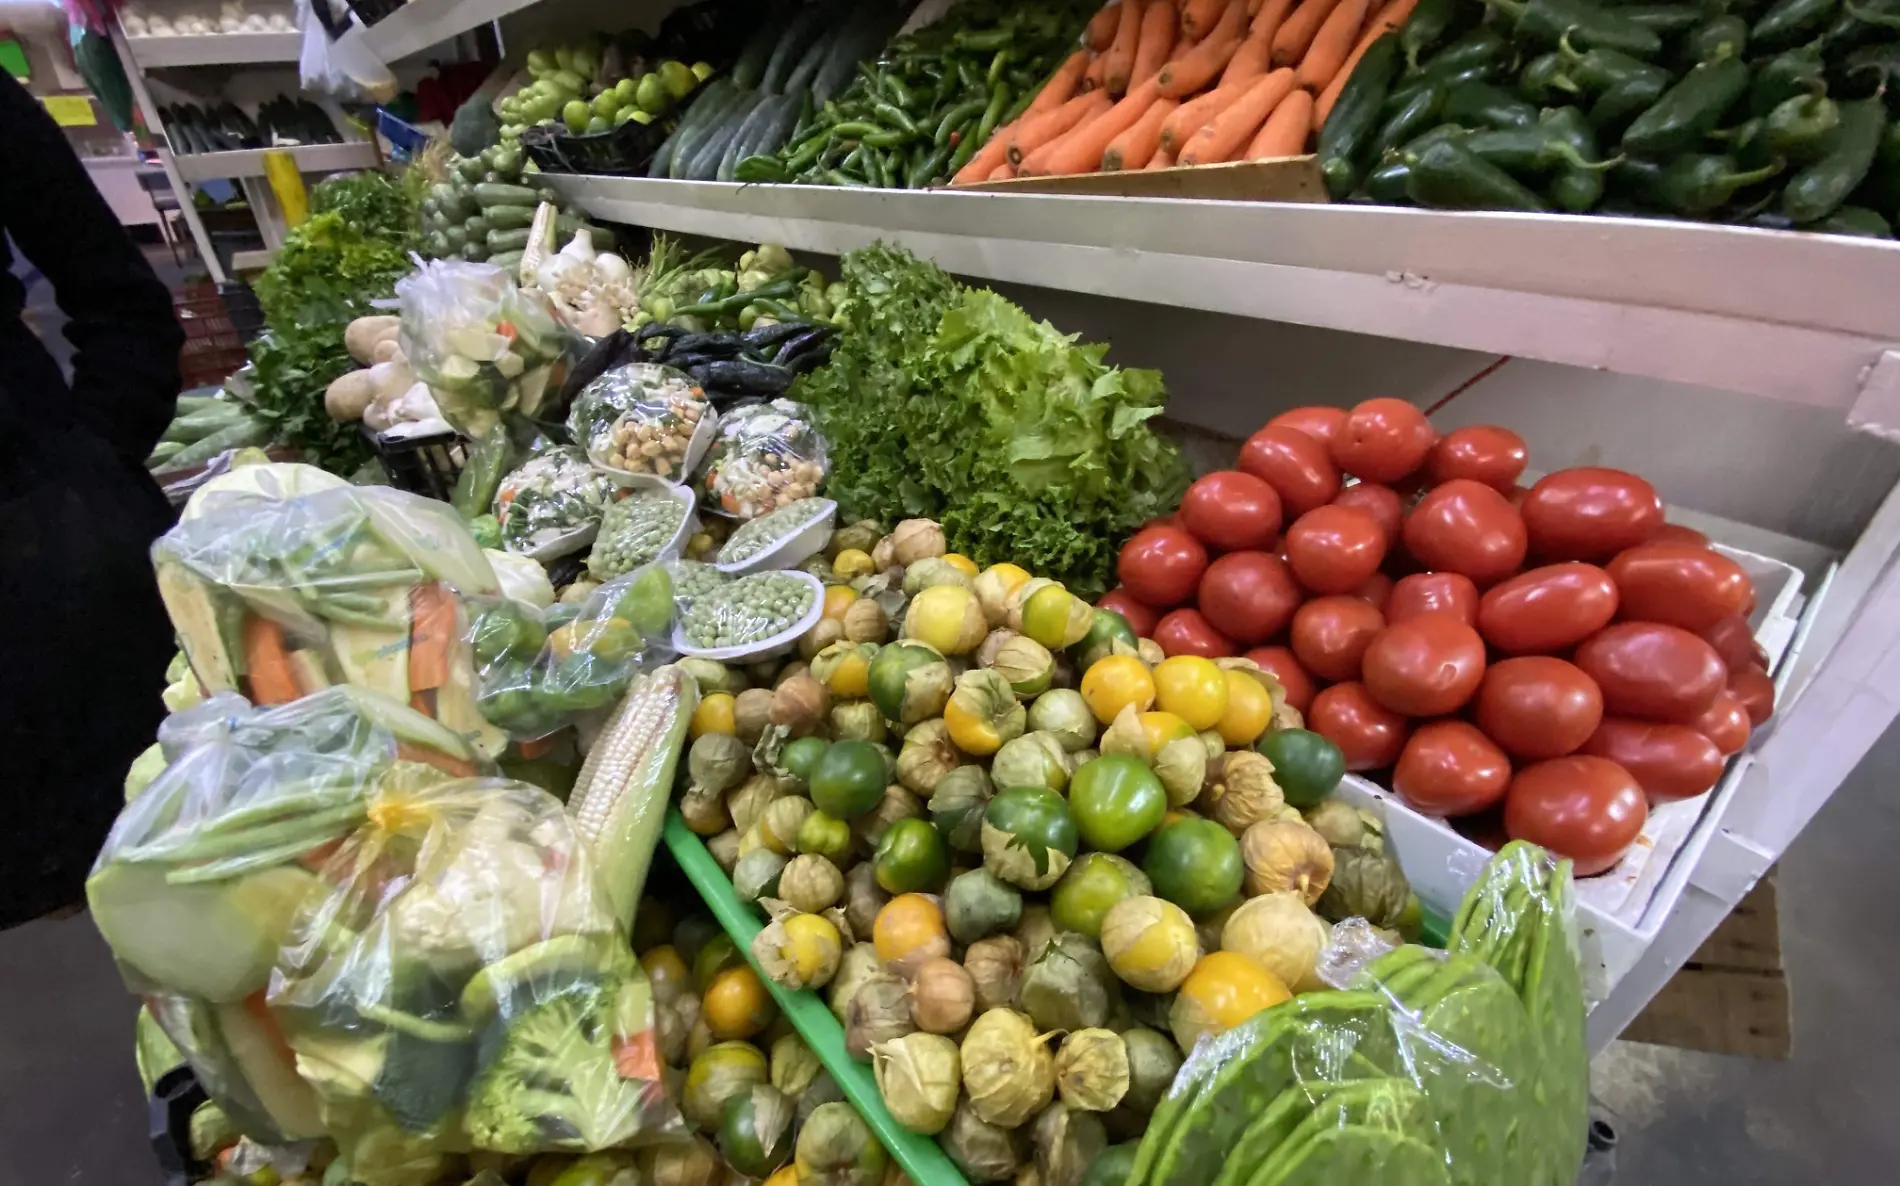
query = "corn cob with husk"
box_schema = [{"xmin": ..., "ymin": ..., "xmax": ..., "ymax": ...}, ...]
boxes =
[{"xmin": 569, "ymin": 664, "xmax": 698, "ymax": 929}]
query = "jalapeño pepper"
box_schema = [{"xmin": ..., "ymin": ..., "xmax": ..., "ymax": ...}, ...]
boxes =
[
  {"xmin": 1767, "ymin": 92, "xmax": 1843, "ymax": 159},
  {"xmin": 1855, "ymin": 118, "xmax": 1900, "ymax": 211},
  {"xmin": 1542, "ymin": 105, "xmax": 1620, "ymax": 210},
  {"xmin": 1403, "ymin": 26, "xmax": 1511, "ymax": 84},
  {"xmin": 1618, "ymin": 4, "xmax": 1706, "ymax": 35},
  {"xmin": 1680, "ymin": 14, "xmax": 1751, "ymax": 63},
  {"xmin": 1804, "ymin": 204, "xmax": 1894, "ymax": 235},
  {"xmin": 1405, "ymin": 137, "xmax": 1551, "ymax": 209},
  {"xmin": 1591, "ymin": 73, "xmax": 1671, "ymax": 134},
  {"xmin": 1617, "ymin": 152, "xmax": 1785, "ymax": 214},
  {"xmin": 1444, "ymin": 81, "xmax": 1541, "ymax": 127},
  {"xmin": 1374, "ymin": 85, "xmax": 1448, "ymax": 156},
  {"xmin": 1320, "ymin": 32, "xmax": 1404, "ymax": 198},
  {"xmin": 1621, "ymin": 51, "xmax": 1751, "ymax": 157},
  {"xmin": 1783, "ymin": 96, "xmax": 1888, "ymax": 220},
  {"xmin": 1491, "ymin": 0, "xmax": 1665, "ymax": 59},
  {"xmin": 1752, "ymin": 0, "xmax": 1840, "ymax": 52},
  {"xmin": 1521, "ymin": 53, "xmax": 1585, "ymax": 103},
  {"xmin": 1401, "ymin": 0, "xmax": 1462, "ymax": 69},
  {"xmin": 1364, "ymin": 157, "xmax": 1416, "ymax": 201},
  {"xmin": 1750, "ymin": 42, "xmax": 1828, "ymax": 114}
]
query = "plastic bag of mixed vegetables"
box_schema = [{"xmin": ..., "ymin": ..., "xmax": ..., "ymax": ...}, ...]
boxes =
[
  {"xmin": 462, "ymin": 563, "xmax": 678, "ymax": 742},
  {"xmin": 692, "ymin": 397, "xmax": 827, "ymax": 519},
  {"xmin": 1125, "ymin": 841, "xmax": 1587, "ymax": 1186},
  {"xmin": 568, "ymin": 362, "xmax": 715, "ymax": 487},
  {"xmin": 396, "ymin": 258, "xmax": 579, "ymax": 438},
  {"xmin": 87, "ymin": 687, "xmax": 491, "ymax": 1145},
  {"xmin": 267, "ymin": 778, "xmax": 683, "ymax": 1184},
  {"xmin": 152, "ymin": 463, "xmax": 507, "ymax": 758},
  {"xmin": 495, "ymin": 445, "xmax": 615, "ymax": 559}
]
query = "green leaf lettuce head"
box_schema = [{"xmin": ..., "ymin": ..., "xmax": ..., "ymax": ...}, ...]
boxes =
[{"xmin": 796, "ymin": 244, "xmax": 1188, "ymax": 597}]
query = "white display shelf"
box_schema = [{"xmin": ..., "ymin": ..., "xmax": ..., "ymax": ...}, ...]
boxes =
[
  {"xmin": 544, "ymin": 174, "xmax": 1900, "ymax": 411},
  {"xmin": 230, "ymin": 248, "xmax": 274, "ymax": 271},
  {"xmin": 336, "ymin": 0, "xmax": 543, "ymax": 62},
  {"xmin": 169, "ymin": 140, "xmax": 380, "ymax": 182},
  {"xmin": 124, "ymin": 32, "xmax": 303, "ymax": 68}
]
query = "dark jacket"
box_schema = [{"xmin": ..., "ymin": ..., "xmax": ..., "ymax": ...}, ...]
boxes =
[{"xmin": 0, "ymin": 72, "xmax": 184, "ymax": 927}]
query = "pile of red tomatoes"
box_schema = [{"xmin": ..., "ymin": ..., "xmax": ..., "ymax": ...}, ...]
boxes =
[{"xmin": 1104, "ymin": 398, "xmax": 1778, "ymax": 876}]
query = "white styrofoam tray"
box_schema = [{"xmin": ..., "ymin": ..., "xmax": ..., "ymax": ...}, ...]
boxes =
[
  {"xmin": 672, "ymin": 570, "xmax": 825, "ymax": 663},
  {"xmin": 715, "ymin": 498, "xmax": 838, "ymax": 576},
  {"xmin": 593, "ymin": 405, "xmax": 716, "ymax": 491},
  {"xmin": 1337, "ymin": 538, "xmax": 1805, "ymax": 1001}
]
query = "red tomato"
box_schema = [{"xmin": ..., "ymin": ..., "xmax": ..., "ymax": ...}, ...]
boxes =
[
  {"xmin": 1520, "ymin": 467, "xmax": 1664, "ymax": 561},
  {"xmin": 1197, "ymin": 551, "xmax": 1303, "ymax": 645},
  {"xmin": 1153, "ymin": 608, "xmax": 1235, "ymax": 658},
  {"xmin": 1652, "ymin": 523, "xmax": 1712, "ymax": 548},
  {"xmin": 1393, "ymin": 722, "xmax": 1512, "ymax": 817},
  {"xmin": 1361, "ymin": 617, "xmax": 1487, "ymax": 717},
  {"xmin": 1179, "ymin": 470, "xmax": 1283, "ymax": 552},
  {"xmin": 1692, "ymin": 692, "xmax": 1752, "ymax": 755},
  {"xmin": 1285, "ymin": 505, "xmax": 1388, "ymax": 594},
  {"xmin": 1352, "ymin": 571, "xmax": 1395, "ymax": 612},
  {"xmin": 1117, "ymin": 525, "xmax": 1208, "ymax": 609},
  {"xmin": 1290, "ymin": 596, "xmax": 1386, "ymax": 683},
  {"xmin": 1580, "ymin": 718, "xmax": 1725, "ymax": 802},
  {"xmin": 1574, "ymin": 622, "xmax": 1726, "ymax": 723},
  {"xmin": 1332, "ymin": 398, "xmax": 1438, "ymax": 484},
  {"xmin": 1475, "ymin": 657, "xmax": 1604, "ymax": 760},
  {"xmin": 1503, "ymin": 757, "xmax": 1648, "ymax": 876},
  {"xmin": 1503, "ymin": 484, "xmax": 1529, "ymax": 510},
  {"xmin": 1308, "ymin": 682, "xmax": 1411, "ymax": 771},
  {"xmin": 1332, "ymin": 482, "xmax": 1405, "ymax": 544},
  {"xmin": 1097, "ymin": 588, "xmax": 1160, "ymax": 639},
  {"xmin": 1425, "ymin": 425, "xmax": 1529, "ymax": 490},
  {"xmin": 1238, "ymin": 427, "xmax": 1342, "ymax": 517},
  {"xmin": 1244, "ymin": 645, "xmax": 1317, "ymax": 714},
  {"xmin": 1607, "ymin": 544, "xmax": 1753, "ymax": 633},
  {"xmin": 1476, "ymin": 563, "xmax": 1620, "ymax": 654},
  {"xmin": 1702, "ymin": 614, "xmax": 1769, "ymax": 674},
  {"xmin": 1402, "ymin": 479, "xmax": 1528, "ymax": 586},
  {"xmin": 1266, "ymin": 406, "xmax": 1348, "ymax": 446},
  {"xmin": 1728, "ymin": 664, "xmax": 1775, "ymax": 726},
  {"xmin": 1386, "ymin": 572, "xmax": 1480, "ymax": 626}
]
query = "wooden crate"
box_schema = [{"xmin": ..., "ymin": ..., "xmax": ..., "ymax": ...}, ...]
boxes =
[{"xmin": 1622, "ymin": 872, "xmax": 1791, "ymax": 1060}]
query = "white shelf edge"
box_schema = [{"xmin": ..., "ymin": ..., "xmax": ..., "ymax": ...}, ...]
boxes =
[
  {"xmin": 170, "ymin": 140, "xmax": 380, "ymax": 182},
  {"xmin": 125, "ymin": 31, "xmax": 303, "ymax": 68},
  {"xmin": 337, "ymin": 0, "xmax": 540, "ymax": 62},
  {"xmin": 231, "ymin": 248, "xmax": 275, "ymax": 271},
  {"xmin": 545, "ymin": 174, "xmax": 1900, "ymax": 409}
]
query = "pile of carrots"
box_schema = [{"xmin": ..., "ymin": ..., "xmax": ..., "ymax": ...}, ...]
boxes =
[{"xmin": 952, "ymin": 0, "xmax": 1417, "ymax": 182}]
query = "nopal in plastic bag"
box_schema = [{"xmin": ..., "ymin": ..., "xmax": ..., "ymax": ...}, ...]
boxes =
[{"xmin": 397, "ymin": 257, "xmax": 579, "ymax": 438}]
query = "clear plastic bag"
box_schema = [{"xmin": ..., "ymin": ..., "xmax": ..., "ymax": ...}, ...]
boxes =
[
  {"xmin": 88, "ymin": 688, "xmax": 492, "ymax": 1145},
  {"xmin": 694, "ymin": 398, "xmax": 829, "ymax": 519},
  {"xmin": 1128, "ymin": 841, "xmax": 1587, "ymax": 1186},
  {"xmin": 397, "ymin": 258, "xmax": 579, "ymax": 437},
  {"xmin": 677, "ymin": 570, "xmax": 819, "ymax": 653},
  {"xmin": 588, "ymin": 489, "xmax": 696, "ymax": 581},
  {"xmin": 452, "ymin": 422, "xmax": 517, "ymax": 520},
  {"xmin": 568, "ymin": 362, "xmax": 714, "ymax": 485},
  {"xmin": 268, "ymin": 779, "xmax": 681, "ymax": 1182},
  {"xmin": 464, "ymin": 565, "xmax": 677, "ymax": 741},
  {"xmin": 666, "ymin": 558, "xmax": 732, "ymax": 613},
  {"xmin": 495, "ymin": 446, "xmax": 615, "ymax": 559},
  {"xmin": 152, "ymin": 463, "xmax": 506, "ymax": 757}
]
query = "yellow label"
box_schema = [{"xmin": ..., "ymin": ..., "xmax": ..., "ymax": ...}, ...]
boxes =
[
  {"xmin": 262, "ymin": 149, "xmax": 310, "ymax": 228},
  {"xmin": 43, "ymin": 95, "xmax": 96, "ymax": 127}
]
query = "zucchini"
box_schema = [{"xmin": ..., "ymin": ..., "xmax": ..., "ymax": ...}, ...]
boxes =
[
  {"xmin": 487, "ymin": 227, "xmax": 532, "ymax": 252},
  {"xmin": 717, "ymin": 92, "xmax": 780, "ymax": 181},
  {"xmin": 464, "ymin": 214, "xmax": 491, "ymax": 238},
  {"xmin": 443, "ymin": 225, "xmax": 469, "ymax": 252},
  {"xmin": 162, "ymin": 405, "xmax": 249, "ymax": 444},
  {"xmin": 160, "ymin": 417, "xmax": 271, "ymax": 469},
  {"xmin": 483, "ymin": 204, "xmax": 537, "ymax": 230},
  {"xmin": 424, "ymin": 231, "xmax": 450, "ymax": 258},
  {"xmin": 471, "ymin": 182, "xmax": 541, "ymax": 208},
  {"xmin": 455, "ymin": 156, "xmax": 487, "ymax": 182},
  {"xmin": 669, "ymin": 82, "xmax": 744, "ymax": 179},
  {"xmin": 760, "ymin": 3, "xmax": 831, "ymax": 93},
  {"xmin": 487, "ymin": 249, "xmax": 525, "ymax": 273}
]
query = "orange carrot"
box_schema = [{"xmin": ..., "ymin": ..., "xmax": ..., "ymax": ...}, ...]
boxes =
[
  {"xmin": 1147, "ymin": 147, "xmax": 1179, "ymax": 168},
  {"xmin": 1221, "ymin": 24, "xmax": 1276, "ymax": 86},
  {"xmin": 1159, "ymin": 84, "xmax": 1245, "ymax": 153},
  {"xmin": 1180, "ymin": 0, "xmax": 1227, "ymax": 39},
  {"xmin": 1031, "ymin": 78, "xmax": 1164, "ymax": 174},
  {"xmin": 1103, "ymin": 97, "xmax": 1181, "ymax": 168},
  {"xmin": 1156, "ymin": 0, "xmax": 1248, "ymax": 95},
  {"xmin": 397, "ymin": 741, "xmax": 479, "ymax": 778},
  {"xmin": 1030, "ymin": 50, "xmax": 1093, "ymax": 117},
  {"xmin": 408, "ymin": 580, "xmax": 454, "ymax": 693},
  {"xmin": 988, "ymin": 163, "xmax": 1016, "ymax": 179},
  {"xmin": 1295, "ymin": 0, "xmax": 1370, "ymax": 90},
  {"xmin": 1085, "ymin": 50, "xmax": 1109, "ymax": 90},
  {"xmin": 1313, "ymin": 0, "xmax": 1414, "ymax": 121},
  {"xmin": 1247, "ymin": 85, "xmax": 1314, "ymax": 155},
  {"xmin": 1103, "ymin": 0, "xmax": 1146, "ymax": 94},
  {"xmin": 517, "ymin": 735, "xmax": 555, "ymax": 760},
  {"xmin": 1251, "ymin": 0, "xmax": 1298, "ymax": 41},
  {"xmin": 242, "ymin": 616, "xmax": 301, "ymax": 706},
  {"xmin": 1272, "ymin": 0, "xmax": 1344, "ymax": 66},
  {"xmin": 1009, "ymin": 91, "xmax": 1113, "ymax": 163},
  {"xmin": 953, "ymin": 117, "xmax": 1018, "ymax": 183},
  {"xmin": 1132, "ymin": 0, "xmax": 1179, "ymax": 83},
  {"xmin": 1086, "ymin": 0, "xmax": 1122, "ymax": 50},
  {"xmin": 1181, "ymin": 67, "xmax": 1297, "ymax": 163}
]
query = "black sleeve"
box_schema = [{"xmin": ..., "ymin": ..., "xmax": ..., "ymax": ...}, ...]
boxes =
[{"xmin": 0, "ymin": 72, "xmax": 183, "ymax": 461}]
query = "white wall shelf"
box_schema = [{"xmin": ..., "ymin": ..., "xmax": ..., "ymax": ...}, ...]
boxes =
[
  {"xmin": 336, "ymin": 0, "xmax": 544, "ymax": 62},
  {"xmin": 169, "ymin": 139, "xmax": 379, "ymax": 182},
  {"xmin": 125, "ymin": 32, "xmax": 303, "ymax": 69}
]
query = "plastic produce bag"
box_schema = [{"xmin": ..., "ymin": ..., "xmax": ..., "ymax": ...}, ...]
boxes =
[
  {"xmin": 495, "ymin": 446, "xmax": 615, "ymax": 559},
  {"xmin": 588, "ymin": 489, "xmax": 696, "ymax": 581},
  {"xmin": 452, "ymin": 423, "xmax": 518, "ymax": 520},
  {"xmin": 87, "ymin": 688, "xmax": 491, "ymax": 1144},
  {"xmin": 397, "ymin": 258, "xmax": 579, "ymax": 437},
  {"xmin": 568, "ymin": 362, "xmax": 714, "ymax": 485},
  {"xmin": 677, "ymin": 570, "xmax": 817, "ymax": 652},
  {"xmin": 1127, "ymin": 841, "xmax": 1587, "ymax": 1186},
  {"xmin": 268, "ymin": 779, "xmax": 681, "ymax": 1182},
  {"xmin": 152, "ymin": 463, "xmax": 506, "ymax": 758},
  {"xmin": 693, "ymin": 398, "xmax": 828, "ymax": 519},
  {"xmin": 464, "ymin": 565, "xmax": 677, "ymax": 741}
]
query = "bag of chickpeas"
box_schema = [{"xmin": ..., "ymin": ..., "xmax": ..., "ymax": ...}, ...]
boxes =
[{"xmin": 568, "ymin": 362, "xmax": 715, "ymax": 486}]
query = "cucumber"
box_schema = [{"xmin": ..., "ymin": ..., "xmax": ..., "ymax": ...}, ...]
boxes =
[
  {"xmin": 716, "ymin": 92, "xmax": 780, "ymax": 181},
  {"xmin": 174, "ymin": 394, "xmax": 227, "ymax": 414},
  {"xmin": 471, "ymin": 182, "xmax": 541, "ymax": 208},
  {"xmin": 162, "ymin": 405, "xmax": 249, "ymax": 444},
  {"xmin": 811, "ymin": 2, "xmax": 902, "ymax": 105},
  {"xmin": 455, "ymin": 156, "xmax": 486, "ymax": 182},
  {"xmin": 443, "ymin": 225, "xmax": 469, "ymax": 252},
  {"xmin": 464, "ymin": 214, "xmax": 491, "ymax": 239},
  {"xmin": 487, "ymin": 249, "xmax": 525, "ymax": 273},
  {"xmin": 669, "ymin": 82, "xmax": 744, "ymax": 179},
  {"xmin": 730, "ymin": 13, "xmax": 784, "ymax": 90},
  {"xmin": 760, "ymin": 3, "xmax": 830, "ymax": 93},
  {"xmin": 160, "ymin": 417, "xmax": 271, "ymax": 470},
  {"xmin": 687, "ymin": 115, "xmax": 746, "ymax": 181},
  {"xmin": 745, "ymin": 92, "xmax": 806, "ymax": 161},
  {"xmin": 487, "ymin": 227, "xmax": 531, "ymax": 252},
  {"xmin": 781, "ymin": 23, "xmax": 837, "ymax": 97},
  {"xmin": 148, "ymin": 440, "xmax": 185, "ymax": 465},
  {"xmin": 483, "ymin": 204, "xmax": 537, "ymax": 230},
  {"xmin": 424, "ymin": 231, "xmax": 450, "ymax": 258}
]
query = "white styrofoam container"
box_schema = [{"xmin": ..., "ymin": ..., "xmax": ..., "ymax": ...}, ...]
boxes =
[
  {"xmin": 1336, "ymin": 538, "xmax": 1804, "ymax": 1001},
  {"xmin": 591, "ymin": 485, "xmax": 699, "ymax": 579},
  {"xmin": 594, "ymin": 405, "xmax": 717, "ymax": 492},
  {"xmin": 714, "ymin": 498, "xmax": 838, "ymax": 576},
  {"xmin": 673, "ymin": 570, "xmax": 825, "ymax": 663}
]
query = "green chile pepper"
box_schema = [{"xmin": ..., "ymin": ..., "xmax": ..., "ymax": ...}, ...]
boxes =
[
  {"xmin": 1387, "ymin": 61, "xmax": 1500, "ymax": 111},
  {"xmin": 1443, "ymin": 81, "xmax": 1540, "ymax": 127},
  {"xmin": 1618, "ymin": 4, "xmax": 1706, "ymax": 34},
  {"xmin": 1803, "ymin": 204, "xmax": 1894, "ymax": 234},
  {"xmin": 1364, "ymin": 157, "xmax": 1416, "ymax": 201},
  {"xmin": 1404, "ymin": 137, "xmax": 1552, "ymax": 209},
  {"xmin": 1557, "ymin": 31, "xmax": 1673, "ymax": 94},
  {"xmin": 1767, "ymin": 92, "xmax": 1842, "ymax": 159},
  {"xmin": 1401, "ymin": 123, "xmax": 1473, "ymax": 155},
  {"xmin": 1680, "ymin": 14, "xmax": 1750, "ymax": 63},
  {"xmin": 1402, "ymin": 0, "xmax": 1462, "ymax": 69},
  {"xmin": 934, "ymin": 99, "xmax": 987, "ymax": 148},
  {"xmin": 1374, "ymin": 85, "xmax": 1448, "ymax": 156},
  {"xmin": 1521, "ymin": 53, "xmax": 1585, "ymax": 103},
  {"xmin": 1749, "ymin": 42, "xmax": 1828, "ymax": 114},
  {"xmin": 1752, "ymin": 0, "xmax": 1840, "ymax": 51},
  {"xmin": 975, "ymin": 83, "xmax": 1009, "ymax": 147},
  {"xmin": 1782, "ymin": 96, "xmax": 1887, "ymax": 221},
  {"xmin": 1321, "ymin": 33, "xmax": 1404, "ymax": 198},
  {"xmin": 1400, "ymin": 27, "xmax": 1511, "ymax": 87},
  {"xmin": 1542, "ymin": 106, "xmax": 1619, "ymax": 210},
  {"xmin": 1855, "ymin": 119, "xmax": 1900, "ymax": 211},
  {"xmin": 1491, "ymin": 0, "xmax": 1664, "ymax": 58},
  {"xmin": 1617, "ymin": 152, "xmax": 1784, "ymax": 214},
  {"xmin": 874, "ymin": 103, "xmax": 920, "ymax": 138},
  {"xmin": 1621, "ymin": 52, "xmax": 1751, "ymax": 157}
]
